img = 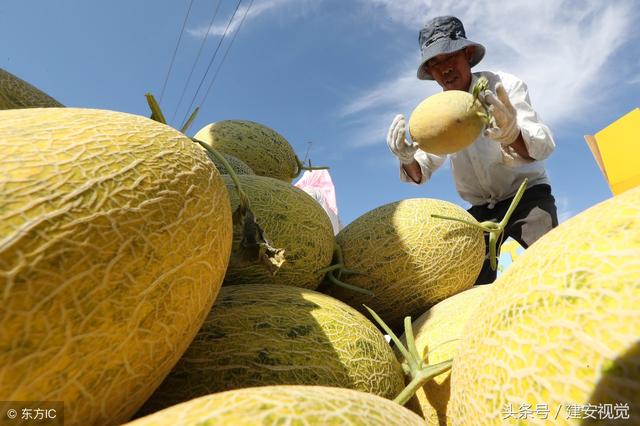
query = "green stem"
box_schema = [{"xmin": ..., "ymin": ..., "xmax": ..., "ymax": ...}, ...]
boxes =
[
  {"xmin": 498, "ymin": 178, "xmax": 528, "ymax": 229},
  {"xmin": 146, "ymin": 93, "xmax": 167, "ymax": 124},
  {"xmin": 193, "ymin": 138, "xmax": 251, "ymax": 212},
  {"xmin": 327, "ymin": 271, "xmax": 373, "ymax": 296},
  {"xmin": 293, "ymin": 155, "xmax": 330, "ymax": 179},
  {"xmin": 393, "ymin": 360, "xmax": 453, "ymax": 406},
  {"xmin": 364, "ymin": 306, "xmax": 416, "ymax": 371},
  {"xmin": 404, "ymin": 317, "xmax": 421, "ymax": 367},
  {"xmin": 180, "ymin": 107, "xmax": 199, "ymax": 134},
  {"xmin": 316, "ymin": 264, "xmax": 344, "ymax": 274}
]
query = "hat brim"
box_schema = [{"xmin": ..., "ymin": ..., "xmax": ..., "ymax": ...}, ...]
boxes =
[{"xmin": 417, "ymin": 38, "xmax": 485, "ymax": 80}]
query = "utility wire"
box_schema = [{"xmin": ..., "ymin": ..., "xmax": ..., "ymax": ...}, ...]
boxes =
[
  {"xmin": 170, "ymin": 0, "xmax": 223, "ymax": 124},
  {"xmin": 180, "ymin": 0, "xmax": 244, "ymax": 128},
  {"xmin": 197, "ymin": 0, "xmax": 254, "ymax": 112},
  {"xmin": 159, "ymin": 0, "xmax": 195, "ymax": 104}
]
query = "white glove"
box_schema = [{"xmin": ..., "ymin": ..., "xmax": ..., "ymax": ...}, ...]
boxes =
[
  {"xmin": 386, "ymin": 114, "xmax": 417, "ymax": 164},
  {"xmin": 481, "ymin": 83, "xmax": 520, "ymax": 146}
]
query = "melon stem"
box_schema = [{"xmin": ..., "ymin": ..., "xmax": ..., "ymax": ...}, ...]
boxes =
[
  {"xmin": 180, "ymin": 106, "xmax": 200, "ymax": 134},
  {"xmin": 430, "ymin": 178, "xmax": 528, "ymax": 271},
  {"xmin": 364, "ymin": 305, "xmax": 453, "ymax": 407},
  {"xmin": 327, "ymin": 271, "xmax": 373, "ymax": 296},
  {"xmin": 293, "ymin": 156, "xmax": 330, "ymax": 179}
]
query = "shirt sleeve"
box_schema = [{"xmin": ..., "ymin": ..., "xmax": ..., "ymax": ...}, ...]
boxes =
[
  {"xmin": 506, "ymin": 77, "xmax": 556, "ymax": 161},
  {"xmin": 399, "ymin": 150, "xmax": 447, "ymax": 184}
]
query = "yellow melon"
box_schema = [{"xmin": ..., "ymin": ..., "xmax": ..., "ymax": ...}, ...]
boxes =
[
  {"xmin": 0, "ymin": 108, "xmax": 233, "ymax": 425},
  {"xmin": 408, "ymin": 90, "xmax": 486, "ymax": 155},
  {"xmin": 400, "ymin": 285, "xmax": 491, "ymax": 424},
  {"xmin": 126, "ymin": 385, "xmax": 426, "ymax": 425},
  {"xmin": 448, "ymin": 186, "xmax": 640, "ymax": 425}
]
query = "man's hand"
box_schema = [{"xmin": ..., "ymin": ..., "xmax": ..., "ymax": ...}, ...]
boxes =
[
  {"xmin": 386, "ymin": 114, "xmax": 417, "ymax": 164},
  {"xmin": 481, "ymin": 83, "xmax": 520, "ymax": 146}
]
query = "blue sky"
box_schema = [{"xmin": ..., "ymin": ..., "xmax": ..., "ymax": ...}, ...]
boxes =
[{"xmin": 2, "ymin": 0, "xmax": 638, "ymax": 227}]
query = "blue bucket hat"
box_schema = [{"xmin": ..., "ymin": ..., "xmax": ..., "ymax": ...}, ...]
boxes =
[{"xmin": 417, "ymin": 16, "xmax": 486, "ymax": 80}]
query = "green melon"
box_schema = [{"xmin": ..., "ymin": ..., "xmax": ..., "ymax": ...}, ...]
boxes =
[
  {"xmin": 194, "ymin": 120, "xmax": 300, "ymax": 182},
  {"xmin": 136, "ymin": 284, "xmax": 405, "ymax": 416},
  {"xmin": 223, "ymin": 174, "xmax": 334, "ymax": 289},
  {"xmin": 326, "ymin": 198, "xmax": 484, "ymax": 333},
  {"xmin": 128, "ymin": 385, "xmax": 426, "ymax": 426},
  {"xmin": 205, "ymin": 150, "xmax": 255, "ymax": 175},
  {"xmin": 0, "ymin": 68, "xmax": 64, "ymax": 109},
  {"xmin": 0, "ymin": 108, "xmax": 233, "ymax": 426},
  {"xmin": 448, "ymin": 186, "xmax": 640, "ymax": 425},
  {"xmin": 400, "ymin": 285, "xmax": 491, "ymax": 424}
]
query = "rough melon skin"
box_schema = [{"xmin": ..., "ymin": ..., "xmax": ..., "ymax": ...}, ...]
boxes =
[
  {"xmin": 327, "ymin": 198, "xmax": 484, "ymax": 333},
  {"xmin": 409, "ymin": 90, "xmax": 484, "ymax": 155},
  {"xmin": 205, "ymin": 150, "xmax": 255, "ymax": 175},
  {"xmin": 0, "ymin": 68, "xmax": 64, "ymax": 109},
  {"xmin": 128, "ymin": 385, "xmax": 426, "ymax": 426},
  {"xmin": 0, "ymin": 108, "xmax": 233, "ymax": 426},
  {"xmin": 223, "ymin": 174, "xmax": 334, "ymax": 289},
  {"xmin": 194, "ymin": 120, "xmax": 299, "ymax": 182},
  {"xmin": 136, "ymin": 284, "xmax": 405, "ymax": 416},
  {"xmin": 400, "ymin": 285, "xmax": 491, "ymax": 425},
  {"xmin": 448, "ymin": 186, "xmax": 640, "ymax": 425}
]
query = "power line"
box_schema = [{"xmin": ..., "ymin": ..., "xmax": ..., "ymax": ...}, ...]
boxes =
[
  {"xmin": 159, "ymin": 0, "xmax": 195, "ymax": 104},
  {"xmin": 179, "ymin": 0, "xmax": 244, "ymax": 128},
  {"xmin": 170, "ymin": 0, "xmax": 223, "ymax": 124},
  {"xmin": 198, "ymin": 0, "xmax": 254, "ymax": 112}
]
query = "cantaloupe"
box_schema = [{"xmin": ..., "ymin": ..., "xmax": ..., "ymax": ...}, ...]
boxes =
[
  {"xmin": 205, "ymin": 150, "xmax": 255, "ymax": 175},
  {"xmin": 0, "ymin": 68, "xmax": 64, "ymax": 109},
  {"xmin": 222, "ymin": 174, "xmax": 335, "ymax": 289},
  {"xmin": 136, "ymin": 284, "xmax": 405, "ymax": 416},
  {"xmin": 127, "ymin": 385, "xmax": 427, "ymax": 426},
  {"xmin": 448, "ymin": 186, "xmax": 640, "ymax": 425},
  {"xmin": 399, "ymin": 285, "xmax": 491, "ymax": 424},
  {"xmin": 194, "ymin": 120, "xmax": 301, "ymax": 182},
  {"xmin": 325, "ymin": 198, "xmax": 485, "ymax": 333},
  {"xmin": 0, "ymin": 108, "xmax": 233, "ymax": 426},
  {"xmin": 408, "ymin": 77, "xmax": 488, "ymax": 155}
]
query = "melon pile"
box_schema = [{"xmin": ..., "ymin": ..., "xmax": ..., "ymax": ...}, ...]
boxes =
[{"xmin": 2, "ymin": 69, "xmax": 638, "ymax": 426}]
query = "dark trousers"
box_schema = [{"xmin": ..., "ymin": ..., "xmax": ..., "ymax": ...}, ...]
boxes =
[{"xmin": 467, "ymin": 184, "xmax": 558, "ymax": 284}]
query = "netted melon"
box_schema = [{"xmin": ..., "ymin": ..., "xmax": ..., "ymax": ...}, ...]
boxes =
[
  {"xmin": 448, "ymin": 186, "xmax": 640, "ymax": 425},
  {"xmin": 0, "ymin": 108, "xmax": 233, "ymax": 426},
  {"xmin": 325, "ymin": 198, "xmax": 484, "ymax": 333},
  {"xmin": 194, "ymin": 120, "xmax": 300, "ymax": 182},
  {"xmin": 399, "ymin": 285, "xmax": 491, "ymax": 424},
  {"xmin": 408, "ymin": 78, "xmax": 488, "ymax": 155},
  {"xmin": 127, "ymin": 385, "xmax": 426, "ymax": 426},
  {"xmin": 223, "ymin": 174, "xmax": 334, "ymax": 289},
  {"xmin": 0, "ymin": 68, "xmax": 64, "ymax": 109},
  {"xmin": 204, "ymin": 150, "xmax": 255, "ymax": 175},
  {"xmin": 136, "ymin": 284, "xmax": 405, "ymax": 416}
]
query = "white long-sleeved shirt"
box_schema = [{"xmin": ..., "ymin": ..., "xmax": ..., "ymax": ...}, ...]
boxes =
[{"xmin": 400, "ymin": 71, "xmax": 555, "ymax": 207}]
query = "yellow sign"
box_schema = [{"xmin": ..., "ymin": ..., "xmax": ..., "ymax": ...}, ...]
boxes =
[{"xmin": 584, "ymin": 108, "xmax": 640, "ymax": 196}]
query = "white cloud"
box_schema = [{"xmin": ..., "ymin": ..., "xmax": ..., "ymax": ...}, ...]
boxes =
[
  {"xmin": 344, "ymin": 0, "xmax": 639, "ymax": 147},
  {"xmin": 187, "ymin": 0, "xmax": 313, "ymax": 38}
]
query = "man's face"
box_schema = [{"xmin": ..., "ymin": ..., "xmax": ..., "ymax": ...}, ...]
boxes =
[{"xmin": 426, "ymin": 47, "xmax": 474, "ymax": 91}]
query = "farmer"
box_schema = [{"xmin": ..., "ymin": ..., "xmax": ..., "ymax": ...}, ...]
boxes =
[{"xmin": 386, "ymin": 16, "xmax": 558, "ymax": 284}]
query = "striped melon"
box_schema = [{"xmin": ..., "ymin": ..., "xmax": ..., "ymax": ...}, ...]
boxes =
[
  {"xmin": 0, "ymin": 108, "xmax": 233, "ymax": 426},
  {"xmin": 400, "ymin": 285, "xmax": 491, "ymax": 424},
  {"xmin": 326, "ymin": 198, "xmax": 484, "ymax": 333},
  {"xmin": 137, "ymin": 284, "xmax": 405, "ymax": 416},
  {"xmin": 448, "ymin": 186, "xmax": 640, "ymax": 425},
  {"xmin": 0, "ymin": 68, "xmax": 64, "ymax": 109},
  {"xmin": 223, "ymin": 174, "xmax": 334, "ymax": 289},
  {"xmin": 127, "ymin": 386, "xmax": 426, "ymax": 426},
  {"xmin": 194, "ymin": 120, "xmax": 300, "ymax": 182}
]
